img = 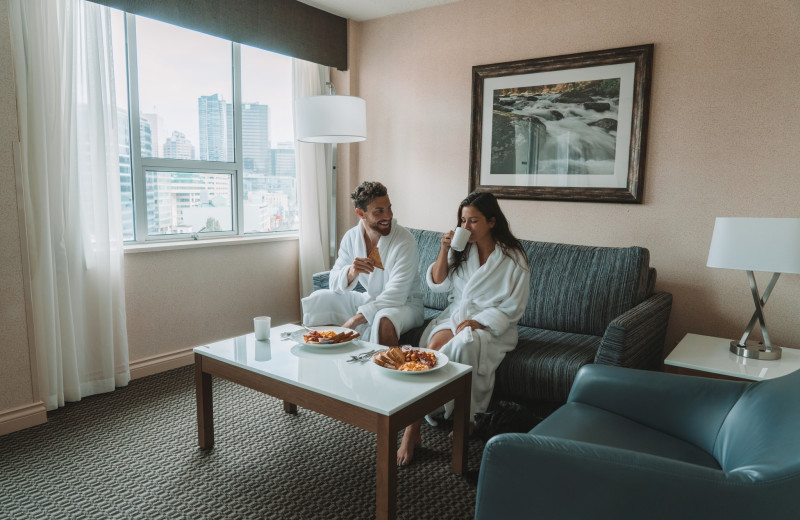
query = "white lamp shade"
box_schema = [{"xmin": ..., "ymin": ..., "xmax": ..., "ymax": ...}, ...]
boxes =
[
  {"xmin": 707, "ymin": 217, "xmax": 800, "ymax": 274},
  {"xmin": 295, "ymin": 95, "xmax": 366, "ymax": 143}
]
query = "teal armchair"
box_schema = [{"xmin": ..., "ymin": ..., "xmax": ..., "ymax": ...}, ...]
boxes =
[{"xmin": 474, "ymin": 364, "xmax": 800, "ymax": 519}]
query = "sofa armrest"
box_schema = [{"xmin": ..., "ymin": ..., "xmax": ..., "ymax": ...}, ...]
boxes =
[
  {"xmin": 474, "ymin": 432, "xmax": 783, "ymax": 520},
  {"xmin": 312, "ymin": 271, "xmax": 330, "ymax": 292},
  {"xmin": 567, "ymin": 364, "xmax": 748, "ymax": 452},
  {"xmin": 311, "ymin": 270, "xmax": 366, "ymax": 293},
  {"xmin": 595, "ymin": 291, "xmax": 672, "ymax": 369}
]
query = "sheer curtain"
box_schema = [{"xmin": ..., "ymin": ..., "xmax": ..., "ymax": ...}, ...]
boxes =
[
  {"xmin": 9, "ymin": 0, "xmax": 130, "ymax": 410},
  {"xmin": 292, "ymin": 59, "xmax": 332, "ymax": 297}
]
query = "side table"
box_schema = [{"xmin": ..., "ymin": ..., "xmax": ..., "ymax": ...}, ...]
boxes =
[{"xmin": 664, "ymin": 333, "xmax": 800, "ymax": 381}]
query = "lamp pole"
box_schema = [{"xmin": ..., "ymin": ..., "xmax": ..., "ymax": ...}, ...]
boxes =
[{"xmin": 329, "ymin": 142, "xmax": 337, "ymax": 268}]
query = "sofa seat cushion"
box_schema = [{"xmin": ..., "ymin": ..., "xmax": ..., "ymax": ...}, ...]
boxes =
[
  {"xmin": 495, "ymin": 327, "xmax": 601, "ymax": 403},
  {"xmin": 398, "ymin": 308, "xmax": 440, "ymax": 347},
  {"xmin": 531, "ymin": 402, "xmax": 722, "ymax": 469}
]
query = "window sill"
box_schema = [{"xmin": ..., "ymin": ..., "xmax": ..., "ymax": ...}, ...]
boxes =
[{"xmin": 124, "ymin": 232, "xmax": 298, "ymax": 254}]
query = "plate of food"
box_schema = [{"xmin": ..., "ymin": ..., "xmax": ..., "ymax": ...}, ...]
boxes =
[
  {"xmin": 290, "ymin": 326, "xmax": 361, "ymax": 348},
  {"xmin": 372, "ymin": 346, "xmax": 448, "ymax": 374}
]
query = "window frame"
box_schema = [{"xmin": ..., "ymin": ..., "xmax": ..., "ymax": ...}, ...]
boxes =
[{"xmin": 123, "ymin": 13, "xmax": 262, "ymax": 244}]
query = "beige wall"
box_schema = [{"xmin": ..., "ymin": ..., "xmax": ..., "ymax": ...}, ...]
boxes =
[
  {"xmin": 0, "ymin": 0, "xmax": 36, "ymax": 418},
  {"xmin": 347, "ymin": 0, "xmax": 800, "ymax": 353},
  {"xmin": 124, "ymin": 240, "xmax": 301, "ymax": 373}
]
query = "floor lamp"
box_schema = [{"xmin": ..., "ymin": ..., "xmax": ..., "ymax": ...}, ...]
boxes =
[
  {"xmin": 706, "ymin": 217, "xmax": 800, "ymax": 360},
  {"xmin": 296, "ymin": 82, "xmax": 367, "ymax": 267}
]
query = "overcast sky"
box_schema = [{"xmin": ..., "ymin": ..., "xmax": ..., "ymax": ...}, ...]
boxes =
[{"xmin": 111, "ymin": 11, "xmax": 294, "ymax": 150}]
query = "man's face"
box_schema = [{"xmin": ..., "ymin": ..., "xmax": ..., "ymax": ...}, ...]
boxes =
[{"xmin": 359, "ymin": 195, "xmax": 393, "ymax": 236}]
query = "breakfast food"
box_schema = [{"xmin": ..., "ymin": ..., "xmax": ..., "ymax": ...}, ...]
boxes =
[
  {"xmin": 368, "ymin": 247, "xmax": 384, "ymax": 269},
  {"xmin": 373, "ymin": 347, "xmax": 406, "ymax": 369},
  {"xmin": 373, "ymin": 347, "xmax": 438, "ymax": 371},
  {"xmin": 303, "ymin": 329, "xmax": 359, "ymax": 345}
]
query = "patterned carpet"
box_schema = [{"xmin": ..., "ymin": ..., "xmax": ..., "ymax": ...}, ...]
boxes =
[{"xmin": 0, "ymin": 365, "xmax": 488, "ymax": 520}]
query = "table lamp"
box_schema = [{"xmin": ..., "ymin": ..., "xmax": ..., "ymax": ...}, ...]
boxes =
[
  {"xmin": 296, "ymin": 83, "xmax": 366, "ymax": 266},
  {"xmin": 706, "ymin": 217, "xmax": 800, "ymax": 360}
]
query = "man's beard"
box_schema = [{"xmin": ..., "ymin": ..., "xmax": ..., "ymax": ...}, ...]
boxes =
[{"xmin": 366, "ymin": 218, "xmax": 391, "ymax": 236}]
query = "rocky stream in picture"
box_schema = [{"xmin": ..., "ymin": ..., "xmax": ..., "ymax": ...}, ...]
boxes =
[{"xmin": 491, "ymin": 78, "xmax": 621, "ymax": 176}]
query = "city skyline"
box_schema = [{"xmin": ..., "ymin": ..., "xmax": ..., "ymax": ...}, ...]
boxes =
[{"xmin": 111, "ymin": 10, "xmax": 295, "ymax": 152}]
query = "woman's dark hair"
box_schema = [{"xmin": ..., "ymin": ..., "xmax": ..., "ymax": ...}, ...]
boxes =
[
  {"xmin": 449, "ymin": 191, "xmax": 527, "ymax": 275},
  {"xmin": 351, "ymin": 181, "xmax": 388, "ymax": 212}
]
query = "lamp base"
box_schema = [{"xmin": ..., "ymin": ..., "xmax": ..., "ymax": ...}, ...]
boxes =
[{"xmin": 729, "ymin": 340, "xmax": 782, "ymax": 360}]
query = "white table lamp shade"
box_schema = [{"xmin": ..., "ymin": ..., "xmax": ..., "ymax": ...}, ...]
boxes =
[
  {"xmin": 295, "ymin": 95, "xmax": 366, "ymax": 144},
  {"xmin": 707, "ymin": 217, "xmax": 800, "ymax": 274}
]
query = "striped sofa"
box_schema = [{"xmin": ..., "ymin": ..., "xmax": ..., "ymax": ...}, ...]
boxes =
[{"xmin": 312, "ymin": 228, "xmax": 673, "ymax": 411}]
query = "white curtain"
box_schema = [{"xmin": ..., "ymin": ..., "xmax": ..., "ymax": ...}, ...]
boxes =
[
  {"xmin": 292, "ymin": 59, "xmax": 333, "ymax": 297},
  {"xmin": 9, "ymin": 0, "xmax": 130, "ymax": 410}
]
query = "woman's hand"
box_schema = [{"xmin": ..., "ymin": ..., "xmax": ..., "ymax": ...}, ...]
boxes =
[
  {"xmin": 455, "ymin": 319, "xmax": 485, "ymax": 335},
  {"xmin": 431, "ymin": 231, "xmax": 453, "ymax": 285},
  {"xmin": 440, "ymin": 230, "xmax": 455, "ymax": 251}
]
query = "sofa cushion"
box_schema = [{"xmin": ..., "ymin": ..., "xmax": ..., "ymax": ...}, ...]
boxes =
[
  {"xmin": 520, "ymin": 241, "xmax": 650, "ymax": 336},
  {"xmin": 495, "ymin": 327, "xmax": 601, "ymax": 404},
  {"xmin": 407, "ymin": 228, "xmax": 450, "ymax": 311}
]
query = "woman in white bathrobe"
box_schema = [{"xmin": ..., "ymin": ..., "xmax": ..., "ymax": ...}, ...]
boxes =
[{"xmin": 397, "ymin": 191, "xmax": 530, "ymax": 466}]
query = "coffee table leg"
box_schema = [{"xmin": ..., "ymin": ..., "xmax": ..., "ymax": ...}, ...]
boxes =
[
  {"xmin": 283, "ymin": 401, "xmax": 297, "ymax": 414},
  {"xmin": 195, "ymin": 355, "xmax": 214, "ymax": 449},
  {"xmin": 451, "ymin": 372, "xmax": 472, "ymax": 474},
  {"xmin": 376, "ymin": 415, "xmax": 397, "ymax": 520}
]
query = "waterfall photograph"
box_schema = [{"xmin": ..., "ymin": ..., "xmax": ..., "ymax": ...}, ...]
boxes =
[
  {"xmin": 490, "ymin": 78, "xmax": 621, "ymax": 176},
  {"xmin": 469, "ymin": 45, "xmax": 652, "ymax": 203}
]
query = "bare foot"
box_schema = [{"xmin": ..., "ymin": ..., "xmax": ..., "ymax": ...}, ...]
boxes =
[{"xmin": 397, "ymin": 423, "xmax": 422, "ymax": 466}]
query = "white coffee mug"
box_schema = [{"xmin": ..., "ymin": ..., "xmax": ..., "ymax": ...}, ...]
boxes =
[
  {"xmin": 450, "ymin": 227, "xmax": 471, "ymax": 252},
  {"xmin": 254, "ymin": 316, "xmax": 271, "ymax": 341}
]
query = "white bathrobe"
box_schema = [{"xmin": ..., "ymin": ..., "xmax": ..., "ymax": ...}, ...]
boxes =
[
  {"xmin": 421, "ymin": 244, "xmax": 530, "ymax": 417},
  {"xmin": 302, "ymin": 219, "xmax": 424, "ymax": 342}
]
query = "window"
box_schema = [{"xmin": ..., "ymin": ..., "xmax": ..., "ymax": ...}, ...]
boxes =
[{"xmin": 111, "ymin": 11, "xmax": 298, "ymax": 242}]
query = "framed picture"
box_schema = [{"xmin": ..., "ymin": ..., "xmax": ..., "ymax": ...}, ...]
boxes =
[{"xmin": 469, "ymin": 44, "xmax": 653, "ymax": 203}]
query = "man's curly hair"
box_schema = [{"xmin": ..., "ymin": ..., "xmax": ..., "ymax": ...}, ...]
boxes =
[{"xmin": 351, "ymin": 181, "xmax": 388, "ymax": 211}]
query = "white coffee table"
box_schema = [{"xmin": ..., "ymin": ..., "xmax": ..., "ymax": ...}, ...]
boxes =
[{"xmin": 194, "ymin": 323, "xmax": 473, "ymax": 520}]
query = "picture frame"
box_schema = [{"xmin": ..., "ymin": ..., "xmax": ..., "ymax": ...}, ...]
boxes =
[{"xmin": 469, "ymin": 44, "xmax": 653, "ymax": 203}]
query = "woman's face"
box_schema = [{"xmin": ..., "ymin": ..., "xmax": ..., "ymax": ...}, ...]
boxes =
[{"xmin": 459, "ymin": 205, "xmax": 495, "ymax": 244}]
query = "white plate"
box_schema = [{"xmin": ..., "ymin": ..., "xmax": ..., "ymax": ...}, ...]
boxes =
[
  {"xmin": 372, "ymin": 347, "xmax": 449, "ymax": 374},
  {"xmin": 289, "ymin": 326, "xmax": 360, "ymax": 348}
]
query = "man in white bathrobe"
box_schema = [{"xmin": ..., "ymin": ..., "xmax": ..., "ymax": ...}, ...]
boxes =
[{"xmin": 301, "ymin": 181, "xmax": 423, "ymax": 346}]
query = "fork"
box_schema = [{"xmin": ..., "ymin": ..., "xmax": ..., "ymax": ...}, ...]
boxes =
[
  {"xmin": 347, "ymin": 348, "xmax": 382, "ymax": 363},
  {"xmin": 280, "ymin": 325, "xmax": 314, "ymax": 339}
]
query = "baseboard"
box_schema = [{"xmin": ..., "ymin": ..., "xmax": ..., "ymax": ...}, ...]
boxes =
[
  {"xmin": 0, "ymin": 401, "xmax": 47, "ymax": 436},
  {"xmin": 130, "ymin": 348, "xmax": 195, "ymax": 380}
]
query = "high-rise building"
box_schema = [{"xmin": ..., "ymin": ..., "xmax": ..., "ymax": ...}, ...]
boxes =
[
  {"xmin": 118, "ymin": 110, "xmax": 154, "ymax": 240},
  {"xmin": 163, "ymin": 130, "xmax": 195, "ymax": 160},
  {"xmin": 141, "ymin": 112, "xmax": 164, "ymax": 157},
  {"xmin": 269, "ymin": 147, "xmax": 296, "ymax": 178},
  {"xmin": 198, "ymin": 94, "xmax": 229, "ymax": 161},
  {"xmin": 241, "ymin": 103, "xmax": 270, "ymax": 173}
]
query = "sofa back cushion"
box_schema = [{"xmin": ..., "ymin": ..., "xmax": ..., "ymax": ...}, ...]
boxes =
[
  {"xmin": 519, "ymin": 241, "xmax": 651, "ymax": 336},
  {"xmin": 407, "ymin": 228, "xmax": 450, "ymax": 311}
]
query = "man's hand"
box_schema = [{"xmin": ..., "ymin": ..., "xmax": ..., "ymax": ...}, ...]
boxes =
[
  {"xmin": 347, "ymin": 256, "xmax": 375, "ymax": 284},
  {"xmin": 455, "ymin": 319, "xmax": 485, "ymax": 335},
  {"xmin": 342, "ymin": 313, "xmax": 368, "ymax": 330}
]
